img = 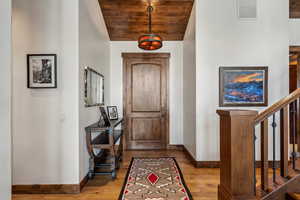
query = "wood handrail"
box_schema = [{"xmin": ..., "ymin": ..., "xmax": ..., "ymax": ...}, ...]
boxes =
[{"xmin": 254, "ymin": 88, "xmax": 300, "ymax": 124}]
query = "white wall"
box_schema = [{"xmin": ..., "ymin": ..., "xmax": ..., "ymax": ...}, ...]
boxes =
[
  {"xmin": 12, "ymin": 0, "xmax": 80, "ymax": 184},
  {"xmin": 289, "ymin": 19, "xmax": 300, "ymax": 45},
  {"xmin": 79, "ymin": 0, "xmax": 110, "ymax": 180},
  {"xmin": 0, "ymin": 0, "xmax": 12, "ymax": 199},
  {"xmin": 183, "ymin": 4, "xmax": 196, "ymax": 158},
  {"xmin": 110, "ymin": 41, "xmax": 183, "ymax": 144},
  {"xmin": 196, "ymin": 0, "xmax": 289, "ymax": 161}
]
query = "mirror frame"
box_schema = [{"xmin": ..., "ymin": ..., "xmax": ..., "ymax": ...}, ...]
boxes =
[{"xmin": 84, "ymin": 67, "xmax": 104, "ymax": 107}]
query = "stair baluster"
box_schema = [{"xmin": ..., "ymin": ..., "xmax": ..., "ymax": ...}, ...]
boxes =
[
  {"xmin": 272, "ymin": 114, "xmax": 277, "ymax": 183},
  {"xmin": 261, "ymin": 119, "xmax": 269, "ymax": 191},
  {"xmin": 292, "ymin": 100, "xmax": 297, "ymax": 170}
]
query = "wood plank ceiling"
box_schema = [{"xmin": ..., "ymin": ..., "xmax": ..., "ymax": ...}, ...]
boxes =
[
  {"xmin": 98, "ymin": 0, "xmax": 194, "ymax": 41},
  {"xmin": 291, "ymin": 0, "xmax": 300, "ymax": 18}
]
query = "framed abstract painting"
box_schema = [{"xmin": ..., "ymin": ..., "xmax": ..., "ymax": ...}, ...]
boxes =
[{"xmin": 219, "ymin": 67, "xmax": 268, "ymax": 107}]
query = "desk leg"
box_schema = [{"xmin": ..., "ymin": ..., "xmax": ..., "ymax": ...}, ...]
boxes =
[
  {"xmin": 89, "ymin": 157, "xmax": 95, "ymax": 179},
  {"xmin": 109, "ymin": 128, "xmax": 117, "ymax": 179},
  {"xmin": 110, "ymin": 154, "xmax": 117, "ymax": 179},
  {"xmin": 120, "ymin": 134, "xmax": 124, "ymax": 162}
]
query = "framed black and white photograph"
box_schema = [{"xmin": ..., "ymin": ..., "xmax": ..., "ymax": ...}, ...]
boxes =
[
  {"xmin": 107, "ymin": 106, "xmax": 118, "ymax": 120},
  {"xmin": 27, "ymin": 54, "xmax": 57, "ymax": 88},
  {"xmin": 99, "ymin": 106, "xmax": 110, "ymax": 127}
]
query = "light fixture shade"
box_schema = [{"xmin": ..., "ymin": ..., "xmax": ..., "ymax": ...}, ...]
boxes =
[{"xmin": 138, "ymin": 34, "xmax": 163, "ymax": 50}]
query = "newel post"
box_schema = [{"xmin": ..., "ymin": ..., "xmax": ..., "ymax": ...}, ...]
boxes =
[{"xmin": 217, "ymin": 110, "xmax": 258, "ymax": 200}]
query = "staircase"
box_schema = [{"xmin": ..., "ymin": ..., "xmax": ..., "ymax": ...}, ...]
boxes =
[
  {"xmin": 287, "ymin": 193, "xmax": 300, "ymax": 200},
  {"xmin": 217, "ymin": 88, "xmax": 300, "ymax": 200}
]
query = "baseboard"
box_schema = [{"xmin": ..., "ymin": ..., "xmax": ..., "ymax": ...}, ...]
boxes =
[
  {"xmin": 182, "ymin": 145, "xmax": 218, "ymax": 168},
  {"xmin": 193, "ymin": 161, "xmax": 281, "ymax": 168},
  {"xmin": 182, "ymin": 145, "xmax": 282, "ymax": 168},
  {"xmin": 182, "ymin": 145, "xmax": 198, "ymax": 167},
  {"xmin": 196, "ymin": 161, "xmax": 220, "ymax": 168},
  {"xmin": 255, "ymin": 161, "xmax": 282, "ymax": 169},
  {"xmin": 167, "ymin": 144, "xmax": 184, "ymax": 150},
  {"xmin": 12, "ymin": 173, "xmax": 89, "ymax": 194},
  {"xmin": 12, "ymin": 184, "xmax": 80, "ymax": 194}
]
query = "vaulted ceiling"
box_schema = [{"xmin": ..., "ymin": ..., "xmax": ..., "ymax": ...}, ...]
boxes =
[
  {"xmin": 98, "ymin": 0, "xmax": 194, "ymax": 41},
  {"xmin": 290, "ymin": 0, "xmax": 300, "ymax": 18}
]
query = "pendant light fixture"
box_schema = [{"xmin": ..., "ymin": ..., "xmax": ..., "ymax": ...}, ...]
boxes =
[{"xmin": 138, "ymin": 5, "xmax": 163, "ymax": 50}]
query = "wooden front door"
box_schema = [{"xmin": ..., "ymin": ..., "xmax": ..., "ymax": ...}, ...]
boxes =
[{"xmin": 123, "ymin": 53, "xmax": 169, "ymax": 150}]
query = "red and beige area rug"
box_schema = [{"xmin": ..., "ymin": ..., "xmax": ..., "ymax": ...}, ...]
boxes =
[{"xmin": 118, "ymin": 157, "xmax": 193, "ymax": 200}]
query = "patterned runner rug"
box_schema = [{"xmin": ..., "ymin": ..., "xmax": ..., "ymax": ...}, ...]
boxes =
[{"xmin": 119, "ymin": 157, "xmax": 193, "ymax": 200}]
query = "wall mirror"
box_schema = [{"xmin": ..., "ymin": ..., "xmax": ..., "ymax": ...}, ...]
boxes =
[{"xmin": 84, "ymin": 67, "xmax": 104, "ymax": 107}]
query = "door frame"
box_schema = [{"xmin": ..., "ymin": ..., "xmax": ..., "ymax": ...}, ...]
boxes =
[
  {"xmin": 289, "ymin": 46, "xmax": 300, "ymax": 92},
  {"xmin": 122, "ymin": 53, "xmax": 170, "ymax": 150},
  {"xmin": 289, "ymin": 46, "xmax": 300, "ymax": 152}
]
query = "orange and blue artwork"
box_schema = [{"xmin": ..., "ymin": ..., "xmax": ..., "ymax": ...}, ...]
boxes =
[{"xmin": 220, "ymin": 67, "xmax": 268, "ymax": 107}]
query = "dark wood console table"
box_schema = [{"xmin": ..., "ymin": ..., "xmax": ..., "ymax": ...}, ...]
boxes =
[{"xmin": 85, "ymin": 118, "xmax": 124, "ymax": 179}]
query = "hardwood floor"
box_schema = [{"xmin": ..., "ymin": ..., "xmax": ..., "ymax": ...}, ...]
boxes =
[{"xmin": 12, "ymin": 150, "xmax": 220, "ymax": 200}]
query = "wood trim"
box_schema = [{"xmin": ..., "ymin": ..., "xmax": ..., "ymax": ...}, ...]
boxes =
[
  {"xmin": 12, "ymin": 184, "xmax": 80, "ymax": 194},
  {"xmin": 196, "ymin": 161, "xmax": 220, "ymax": 168},
  {"xmin": 290, "ymin": 46, "xmax": 300, "ymax": 152},
  {"xmin": 12, "ymin": 174, "xmax": 89, "ymax": 194},
  {"xmin": 182, "ymin": 145, "xmax": 197, "ymax": 167},
  {"xmin": 297, "ymin": 54, "xmax": 300, "ymax": 153},
  {"xmin": 122, "ymin": 53, "xmax": 170, "ymax": 59},
  {"xmin": 123, "ymin": 57, "xmax": 128, "ymax": 150},
  {"xmin": 256, "ymin": 161, "xmax": 282, "ymax": 169},
  {"xmin": 217, "ymin": 109, "xmax": 259, "ymax": 116},
  {"xmin": 201, "ymin": 161, "xmax": 281, "ymax": 169},
  {"xmin": 167, "ymin": 144, "xmax": 184, "ymax": 150},
  {"xmin": 182, "ymin": 145, "xmax": 220, "ymax": 168},
  {"xmin": 182, "ymin": 145, "xmax": 282, "ymax": 168},
  {"xmin": 165, "ymin": 57, "xmax": 170, "ymax": 148}
]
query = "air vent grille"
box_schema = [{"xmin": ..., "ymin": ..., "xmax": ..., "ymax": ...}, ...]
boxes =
[{"xmin": 237, "ymin": 0, "xmax": 257, "ymax": 19}]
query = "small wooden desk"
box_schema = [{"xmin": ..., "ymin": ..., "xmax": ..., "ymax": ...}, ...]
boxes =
[{"xmin": 85, "ymin": 118, "xmax": 124, "ymax": 179}]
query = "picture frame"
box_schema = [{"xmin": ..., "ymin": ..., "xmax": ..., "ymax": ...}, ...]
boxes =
[
  {"xmin": 99, "ymin": 106, "xmax": 110, "ymax": 127},
  {"xmin": 27, "ymin": 54, "xmax": 57, "ymax": 88},
  {"xmin": 219, "ymin": 66, "xmax": 268, "ymax": 107},
  {"xmin": 107, "ymin": 106, "xmax": 118, "ymax": 120}
]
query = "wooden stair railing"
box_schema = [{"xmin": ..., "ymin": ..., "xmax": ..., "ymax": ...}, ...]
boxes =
[{"xmin": 217, "ymin": 88, "xmax": 300, "ymax": 200}]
